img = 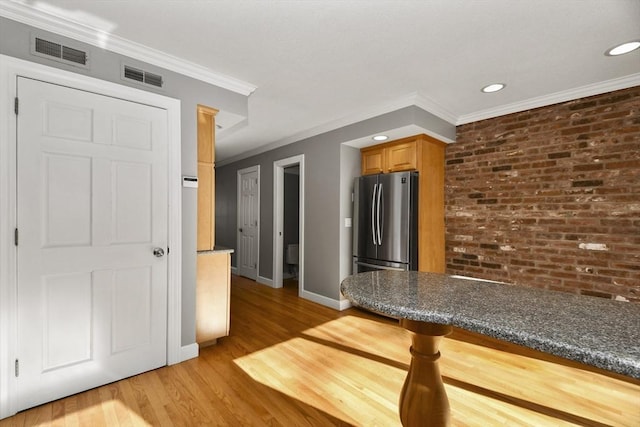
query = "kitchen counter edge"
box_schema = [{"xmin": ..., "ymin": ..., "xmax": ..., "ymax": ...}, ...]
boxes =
[{"xmin": 197, "ymin": 246, "xmax": 234, "ymax": 255}]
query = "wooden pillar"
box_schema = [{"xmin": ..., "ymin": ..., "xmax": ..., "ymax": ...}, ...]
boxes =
[
  {"xmin": 399, "ymin": 319, "xmax": 453, "ymax": 427},
  {"xmin": 197, "ymin": 105, "xmax": 218, "ymax": 251}
]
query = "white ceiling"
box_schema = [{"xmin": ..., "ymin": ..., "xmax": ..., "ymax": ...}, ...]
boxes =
[{"xmin": 5, "ymin": 0, "xmax": 640, "ymax": 164}]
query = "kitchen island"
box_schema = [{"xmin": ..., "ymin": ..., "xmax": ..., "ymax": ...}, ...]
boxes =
[{"xmin": 340, "ymin": 270, "xmax": 640, "ymax": 427}]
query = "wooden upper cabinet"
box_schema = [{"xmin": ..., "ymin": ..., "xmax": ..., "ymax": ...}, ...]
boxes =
[
  {"xmin": 386, "ymin": 139, "xmax": 417, "ymax": 172},
  {"xmin": 361, "ymin": 146, "xmax": 385, "ymax": 175},
  {"xmin": 361, "ymin": 137, "xmax": 418, "ymax": 175},
  {"xmin": 197, "ymin": 105, "xmax": 218, "ymax": 251}
]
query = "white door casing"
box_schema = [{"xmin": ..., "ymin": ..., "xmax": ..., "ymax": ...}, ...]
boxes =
[
  {"xmin": 0, "ymin": 55, "xmax": 182, "ymax": 419},
  {"xmin": 237, "ymin": 166, "xmax": 260, "ymax": 280},
  {"xmin": 272, "ymin": 155, "xmax": 304, "ymax": 294},
  {"xmin": 16, "ymin": 77, "xmax": 168, "ymax": 411}
]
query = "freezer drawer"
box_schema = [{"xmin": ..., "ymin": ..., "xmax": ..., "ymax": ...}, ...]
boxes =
[{"xmin": 353, "ymin": 257, "xmax": 409, "ymax": 274}]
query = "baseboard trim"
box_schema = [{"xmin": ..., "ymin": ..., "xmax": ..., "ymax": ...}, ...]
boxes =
[
  {"xmin": 300, "ymin": 289, "xmax": 344, "ymax": 311},
  {"xmin": 230, "ymin": 266, "xmax": 238, "ymax": 275},
  {"xmin": 257, "ymin": 275, "xmax": 274, "ymax": 287},
  {"xmin": 339, "ymin": 298, "xmax": 352, "ymax": 311},
  {"xmin": 180, "ymin": 343, "xmax": 199, "ymax": 362}
]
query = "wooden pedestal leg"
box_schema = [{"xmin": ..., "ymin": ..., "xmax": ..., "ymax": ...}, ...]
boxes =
[{"xmin": 399, "ymin": 319, "xmax": 453, "ymax": 427}]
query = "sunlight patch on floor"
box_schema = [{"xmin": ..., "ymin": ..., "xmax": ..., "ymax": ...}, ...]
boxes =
[
  {"xmin": 97, "ymin": 398, "xmax": 152, "ymax": 426},
  {"xmin": 301, "ymin": 315, "xmax": 412, "ymax": 364},
  {"xmin": 234, "ymin": 314, "xmax": 640, "ymax": 426},
  {"xmin": 439, "ymin": 338, "xmax": 640, "ymax": 426},
  {"xmin": 37, "ymin": 398, "xmax": 153, "ymax": 427},
  {"xmin": 234, "ymin": 335, "xmax": 405, "ymax": 425}
]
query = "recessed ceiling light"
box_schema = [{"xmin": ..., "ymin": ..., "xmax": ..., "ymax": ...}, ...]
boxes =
[
  {"xmin": 605, "ymin": 41, "xmax": 640, "ymax": 56},
  {"xmin": 372, "ymin": 135, "xmax": 388, "ymax": 141},
  {"xmin": 481, "ymin": 83, "xmax": 506, "ymax": 93}
]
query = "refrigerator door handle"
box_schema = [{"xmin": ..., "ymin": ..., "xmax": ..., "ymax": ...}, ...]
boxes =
[
  {"xmin": 371, "ymin": 183, "xmax": 378, "ymax": 245},
  {"xmin": 355, "ymin": 261, "xmax": 406, "ymax": 272},
  {"xmin": 376, "ymin": 182, "xmax": 382, "ymax": 245}
]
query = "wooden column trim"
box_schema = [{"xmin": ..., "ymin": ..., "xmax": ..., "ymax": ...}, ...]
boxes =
[
  {"xmin": 399, "ymin": 319, "xmax": 453, "ymax": 427},
  {"xmin": 197, "ymin": 105, "xmax": 218, "ymax": 251},
  {"xmin": 416, "ymin": 134, "xmax": 446, "ymax": 273}
]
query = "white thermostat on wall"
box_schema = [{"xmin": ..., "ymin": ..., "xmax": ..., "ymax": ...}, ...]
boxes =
[{"xmin": 182, "ymin": 176, "xmax": 198, "ymax": 188}]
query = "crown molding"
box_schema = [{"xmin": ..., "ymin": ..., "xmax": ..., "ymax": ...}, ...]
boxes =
[
  {"xmin": 259, "ymin": 91, "xmax": 459, "ymax": 146},
  {"xmin": 217, "ymin": 92, "xmax": 448, "ymax": 166},
  {"xmin": 214, "ymin": 69, "xmax": 640, "ymax": 165},
  {"xmin": 457, "ymin": 73, "xmax": 640, "ymax": 125},
  {"xmin": 0, "ymin": 1, "xmax": 257, "ymax": 96},
  {"xmin": 412, "ymin": 92, "xmax": 458, "ymax": 124},
  {"xmin": 217, "ymin": 92, "xmax": 458, "ymax": 166}
]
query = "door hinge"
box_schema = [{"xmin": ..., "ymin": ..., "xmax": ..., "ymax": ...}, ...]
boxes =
[
  {"xmin": 14, "ymin": 228, "xmax": 18, "ymax": 246},
  {"xmin": 14, "ymin": 97, "xmax": 18, "ymax": 115},
  {"xmin": 15, "ymin": 359, "xmax": 19, "ymax": 377},
  {"xmin": 167, "ymin": 246, "xmax": 170, "ymax": 254}
]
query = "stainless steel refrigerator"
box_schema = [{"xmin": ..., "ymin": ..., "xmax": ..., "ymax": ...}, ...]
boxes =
[{"xmin": 352, "ymin": 171, "xmax": 418, "ymax": 273}]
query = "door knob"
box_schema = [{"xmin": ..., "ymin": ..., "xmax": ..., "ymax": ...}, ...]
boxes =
[
  {"xmin": 153, "ymin": 247, "xmax": 165, "ymax": 258},
  {"xmin": 239, "ymin": 228, "xmax": 243, "ymax": 232}
]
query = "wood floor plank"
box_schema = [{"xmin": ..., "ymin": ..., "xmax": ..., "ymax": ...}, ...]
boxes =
[
  {"xmin": 2, "ymin": 274, "xmax": 639, "ymax": 426},
  {"xmin": 98, "ymin": 384, "xmax": 132, "ymax": 426}
]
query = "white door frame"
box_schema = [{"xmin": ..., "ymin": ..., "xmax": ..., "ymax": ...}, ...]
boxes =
[
  {"xmin": 0, "ymin": 55, "xmax": 182, "ymax": 419},
  {"xmin": 236, "ymin": 165, "xmax": 260, "ymax": 280},
  {"xmin": 272, "ymin": 155, "xmax": 304, "ymax": 294}
]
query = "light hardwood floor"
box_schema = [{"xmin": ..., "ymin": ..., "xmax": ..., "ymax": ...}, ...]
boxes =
[{"xmin": 2, "ymin": 275, "xmax": 639, "ymax": 426}]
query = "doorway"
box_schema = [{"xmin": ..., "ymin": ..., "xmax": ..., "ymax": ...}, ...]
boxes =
[
  {"xmin": 273, "ymin": 155, "xmax": 304, "ymax": 294},
  {"xmin": 236, "ymin": 165, "xmax": 260, "ymax": 280}
]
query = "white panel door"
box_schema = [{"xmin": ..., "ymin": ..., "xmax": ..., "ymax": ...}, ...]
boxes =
[
  {"xmin": 16, "ymin": 77, "xmax": 168, "ymax": 411},
  {"xmin": 237, "ymin": 166, "xmax": 259, "ymax": 280}
]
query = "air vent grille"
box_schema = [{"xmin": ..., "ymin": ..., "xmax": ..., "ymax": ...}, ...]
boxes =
[
  {"xmin": 144, "ymin": 72, "xmax": 163, "ymax": 87},
  {"xmin": 35, "ymin": 38, "xmax": 62, "ymax": 58},
  {"xmin": 124, "ymin": 66, "xmax": 145, "ymax": 82},
  {"xmin": 123, "ymin": 65, "xmax": 164, "ymax": 88},
  {"xmin": 33, "ymin": 37, "xmax": 88, "ymax": 67},
  {"xmin": 62, "ymin": 46, "xmax": 88, "ymax": 65}
]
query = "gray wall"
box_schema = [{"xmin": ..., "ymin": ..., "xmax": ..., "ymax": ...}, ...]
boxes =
[
  {"xmin": 216, "ymin": 128, "xmax": 344, "ymax": 298},
  {"xmin": 216, "ymin": 106, "xmax": 456, "ymax": 303},
  {"xmin": 0, "ymin": 16, "xmax": 249, "ymax": 346}
]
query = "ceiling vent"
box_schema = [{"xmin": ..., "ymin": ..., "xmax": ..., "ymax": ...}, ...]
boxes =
[
  {"xmin": 122, "ymin": 65, "xmax": 164, "ymax": 88},
  {"xmin": 31, "ymin": 35, "xmax": 89, "ymax": 68}
]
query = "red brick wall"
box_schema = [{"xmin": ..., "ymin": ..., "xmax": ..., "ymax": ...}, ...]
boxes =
[{"xmin": 445, "ymin": 86, "xmax": 640, "ymax": 301}]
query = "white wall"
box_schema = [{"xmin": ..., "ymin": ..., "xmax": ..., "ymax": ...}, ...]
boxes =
[{"xmin": 339, "ymin": 145, "xmax": 361, "ymax": 289}]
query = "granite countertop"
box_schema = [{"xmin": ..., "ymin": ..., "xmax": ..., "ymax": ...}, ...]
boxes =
[
  {"xmin": 340, "ymin": 270, "xmax": 640, "ymax": 379},
  {"xmin": 197, "ymin": 246, "xmax": 234, "ymax": 254}
]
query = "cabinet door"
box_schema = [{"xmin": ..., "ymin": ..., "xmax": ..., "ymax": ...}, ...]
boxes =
[
  {"xmin": 197, "ymin": 163, "xmax": 214, "ymax": 251},
  {"xmin": 386, "ymin": 140, "xmax": 417, "ymax": 172},
  {"xmin": 196, "ymin": 253, "xmax": 230, "ymax": 345},
  {"xmin": 361, "ymin": 147, "xmax": 385, "ymax": 175}
]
